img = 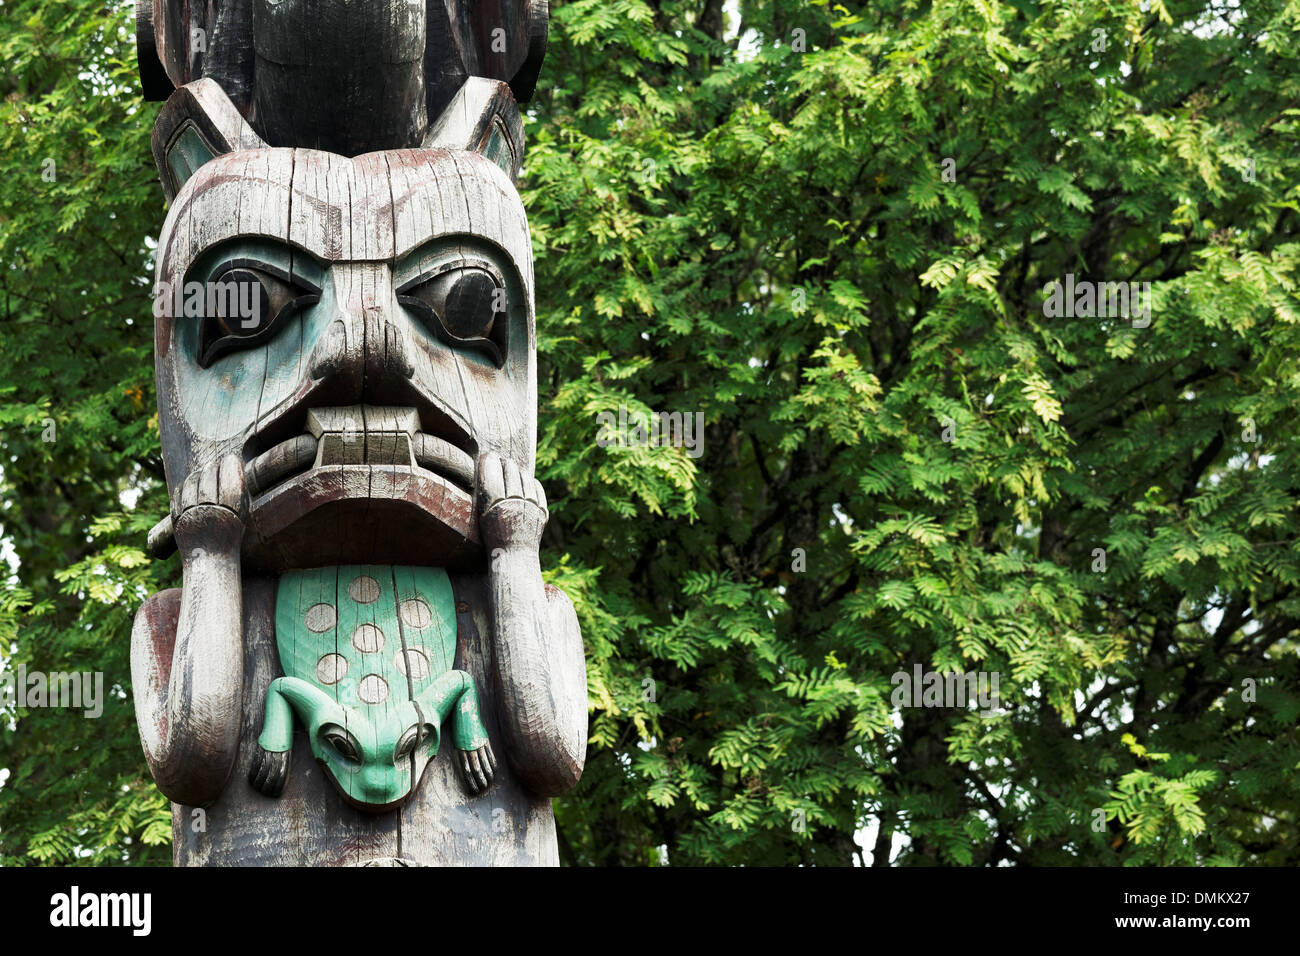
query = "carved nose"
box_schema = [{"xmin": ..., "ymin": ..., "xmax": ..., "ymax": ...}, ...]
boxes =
[
  {"xmin": 359, "ymin": 767, "xmax": 402, "ymax": 803},
  {"xmin": 366, "ymin": 313, "xmax": 416, "ymax": 383},
  {"xmin": 307, "ymin": 318, "xmax": 413, "ymax": 381},
  {"xmin": 309, "ymin": 320, "xmax": 349, "ymax": 380},
  {"xmin": 305, "ymin": 269, "xmax": 416, "ymax": 403}
]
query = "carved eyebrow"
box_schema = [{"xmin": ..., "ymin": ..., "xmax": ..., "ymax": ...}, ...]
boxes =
[
  {"xmin": 186, "ymin": 238, "xmax": 326, "ymax": 291},
  {"xmin": 393, "ymin": 239, "xmax": 517, "ymax": 292},
  {"xmin": 199, "ymin": 257, "xmax": 317, "ymax": 295},
  {"xmin": 395, "ymin": 256, "xmax": 505, "ymax": 296},
  {"xmin": 172, "ymin": 159, "xmax": 373, "ymax": 265}
]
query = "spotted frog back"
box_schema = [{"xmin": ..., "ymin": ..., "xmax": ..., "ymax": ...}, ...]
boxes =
[{"xmin": 275, "ymin": 565, "xmax": 458, "ymax": 713}]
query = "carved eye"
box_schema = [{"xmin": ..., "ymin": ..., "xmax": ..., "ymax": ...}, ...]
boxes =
[
  {"xmin": 398, "ymin": 266, "xmax": 507, "ymax": 365},
  {"xmin": 394, "ymin": 727, "xmax": 419, "ymax": 761},
  {"xmin": 323, "ymin": 727, "xmax": 361, "ymax": 765},
  {"xmin": 195, "ymin": 264, "xmax": 319, "ymax": 366},
  {"xmin": 394, "ymin": 725, "xmax": 437, "ymax": 761}
]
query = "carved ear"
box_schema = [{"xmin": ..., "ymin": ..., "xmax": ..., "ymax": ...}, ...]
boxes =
[
  {"xmin": 424, "ymin": 77, "xmax": 525, "ymax": 183},
  {"xmin": 152, "ymin": 78, "xmax": 267, "ymax": 202}
]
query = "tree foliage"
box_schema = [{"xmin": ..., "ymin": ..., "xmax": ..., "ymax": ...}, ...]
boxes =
[{"xmin": 2, "ymin": 0, "xmax": 1298, "ymax": 866}]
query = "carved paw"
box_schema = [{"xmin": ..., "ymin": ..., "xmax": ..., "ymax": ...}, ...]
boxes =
[
  {"xmin": 457, "ymin": 742, "xmax": 497, "ymax": 795},
  {"xmin": 171, "ymin": 452, "xmax": 247, "ymax": 550},
  {"xmin": 248, "ymin": 746, "xmax": 291, "ymax": 798},
  {"xmin": 476, "ymin": 454, "xmax": 547, "ymax": 553}
]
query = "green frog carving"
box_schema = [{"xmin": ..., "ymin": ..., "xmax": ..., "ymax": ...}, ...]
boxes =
[{"xmin": 249, "ymin": 565, "xmax": 495, "ymax": 811}]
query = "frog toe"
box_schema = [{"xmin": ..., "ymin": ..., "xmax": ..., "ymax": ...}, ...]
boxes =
[
  {"xmin": 249, "ymin": 746, "xmax": 291, "ymax": 797},
  {"xmin": 457, "ymin": 743, "xmax": 495, "ymax": 794}
]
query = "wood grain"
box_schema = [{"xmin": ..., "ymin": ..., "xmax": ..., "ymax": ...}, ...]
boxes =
[
  {"xmin": 169, "ymin": 574, "xmax": 559, "ymax": 865},
  {"xmin": 135, "ymin": 27, "xmax": 587, "ymax": 865},
  {"xmin": 138, "ymin": 0, "xmax": 549, "ymax": 156}
]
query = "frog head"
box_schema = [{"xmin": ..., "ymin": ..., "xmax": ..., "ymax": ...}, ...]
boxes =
[{"xmin": 272, "ymin": 677, "xmax": 440, "ymax": 811}]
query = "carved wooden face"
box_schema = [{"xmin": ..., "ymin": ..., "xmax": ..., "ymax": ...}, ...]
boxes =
[{"xmin": 153, "ymin": 146, "xmax": 536, "ymax": 570}]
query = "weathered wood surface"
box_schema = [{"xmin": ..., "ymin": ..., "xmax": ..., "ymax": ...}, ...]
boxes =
[
  {"xmin": 424, "ymin": 77, "xmax": 526, "ymax": 182},
  {"xmin": 131, "ymin": 457, "xmax": 246, "ymax": 808},
  {"xmin": 167, "ymin": 574, "xmax": 559, "ymax": 866},
  {"xmin": 151, "ymin": 78, "xmax": 267, "ymax": 202},
  {"xmin": 137, "ymin": 0, "xmax": 548, "ymax": 155},
  {"xmin": 130, "ymin": 74, "xmax": 587, "ymax": 865},
  {"xmin": 149, "ymin": 82, "xmax": 537, "ymax": 530}
]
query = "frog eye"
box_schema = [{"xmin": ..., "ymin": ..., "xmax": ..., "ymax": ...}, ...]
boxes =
[
  {"xmin": 394, "ymin": 727, "xmax": 419, "ymax": 761},
  {"xmin": 394, "ymin": 725, "xmax": 438, "ymax": 761},
  {"xmin": 322, "ymin": 726, "xmax": 361, "ymax": 765},
  {"xmin": 398, "ymin": 264, "xmax": 508, "ymax": 365}
]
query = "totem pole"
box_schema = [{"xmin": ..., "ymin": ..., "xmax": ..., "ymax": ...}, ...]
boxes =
[{"xmin": 129, "ymin": 0, "xmax": 586, "ymax": 866}]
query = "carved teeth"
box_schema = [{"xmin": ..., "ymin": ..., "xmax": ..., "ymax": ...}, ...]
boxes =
[
  {"xmin": 307, "ymin": 406, "xmax": 419, "ymax": 468},
  {"xmin": 305, "ymin": 405, "xmax": 474, "ymax": 489},
  {"xmin": 146, "ymin": 408, "xmax": 474, "ymax": 559}
]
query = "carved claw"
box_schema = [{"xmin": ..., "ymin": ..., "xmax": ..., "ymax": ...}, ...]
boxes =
[
  {"xmin": 171, "ymin": 452, "xmax": 248, "ymax": 551},
  {"xmin": 173, "ymin": 451, "xmax": 247, "ymax": 518},
  {"xmin": 249, "ymin": 747, "xmax": 291, "ymax": 798},
  {"xmin": 476, "ymin": 454, "xmax": 547, "ymax": 552},
  {"xmin": 457, "ymin": 742, "xmax": 497, "ymax": 795}
]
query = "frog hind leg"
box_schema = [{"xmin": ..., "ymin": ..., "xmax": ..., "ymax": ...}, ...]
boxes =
[{"xmin": 418, "ymin": 670, "xmax": 496, "ymax": 794}]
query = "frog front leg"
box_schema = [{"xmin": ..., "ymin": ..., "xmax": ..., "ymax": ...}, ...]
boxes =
[
  {"xmin": 477, "ymin": 455, "xmax": 587, "ymax": 796},
  {"xmin": 418, "ymin": 670, "xmax": 497, "ymax": 795},
  {"xmin": 247, "ymin": 677, "xmax": 299, "ymax": 798},
  {"xmin": 248, "ymin": 677, "xmax": 352, "ymax": 798},
  {"xmin": 130, "ymin": 454, "xmax": 247, "ymax": 808}
]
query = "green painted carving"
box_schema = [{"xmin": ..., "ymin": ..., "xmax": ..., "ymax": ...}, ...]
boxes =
[
  {"xmin": 482, "ymin": 120, "xmax": 516, "ymax": 177},
  {"xmin": 164, "ymin": 122, "xmax": 218, "ymax": 188},
  {"xmin": 250, "ymin": 565, "xmax": 495, "ymax": 811}
]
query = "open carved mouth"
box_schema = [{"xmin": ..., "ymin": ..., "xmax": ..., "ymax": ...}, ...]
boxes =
[
  {"xmin": 243, "ymin": 404, "xmax": 482, "ymax": 570},
  {"xmin": 245, "ymin": 406, "xmax": 477, "ymax": 500},
  {"xmin": 150, "ymin": 405, "xmax": 483, "ymax": 571}
]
